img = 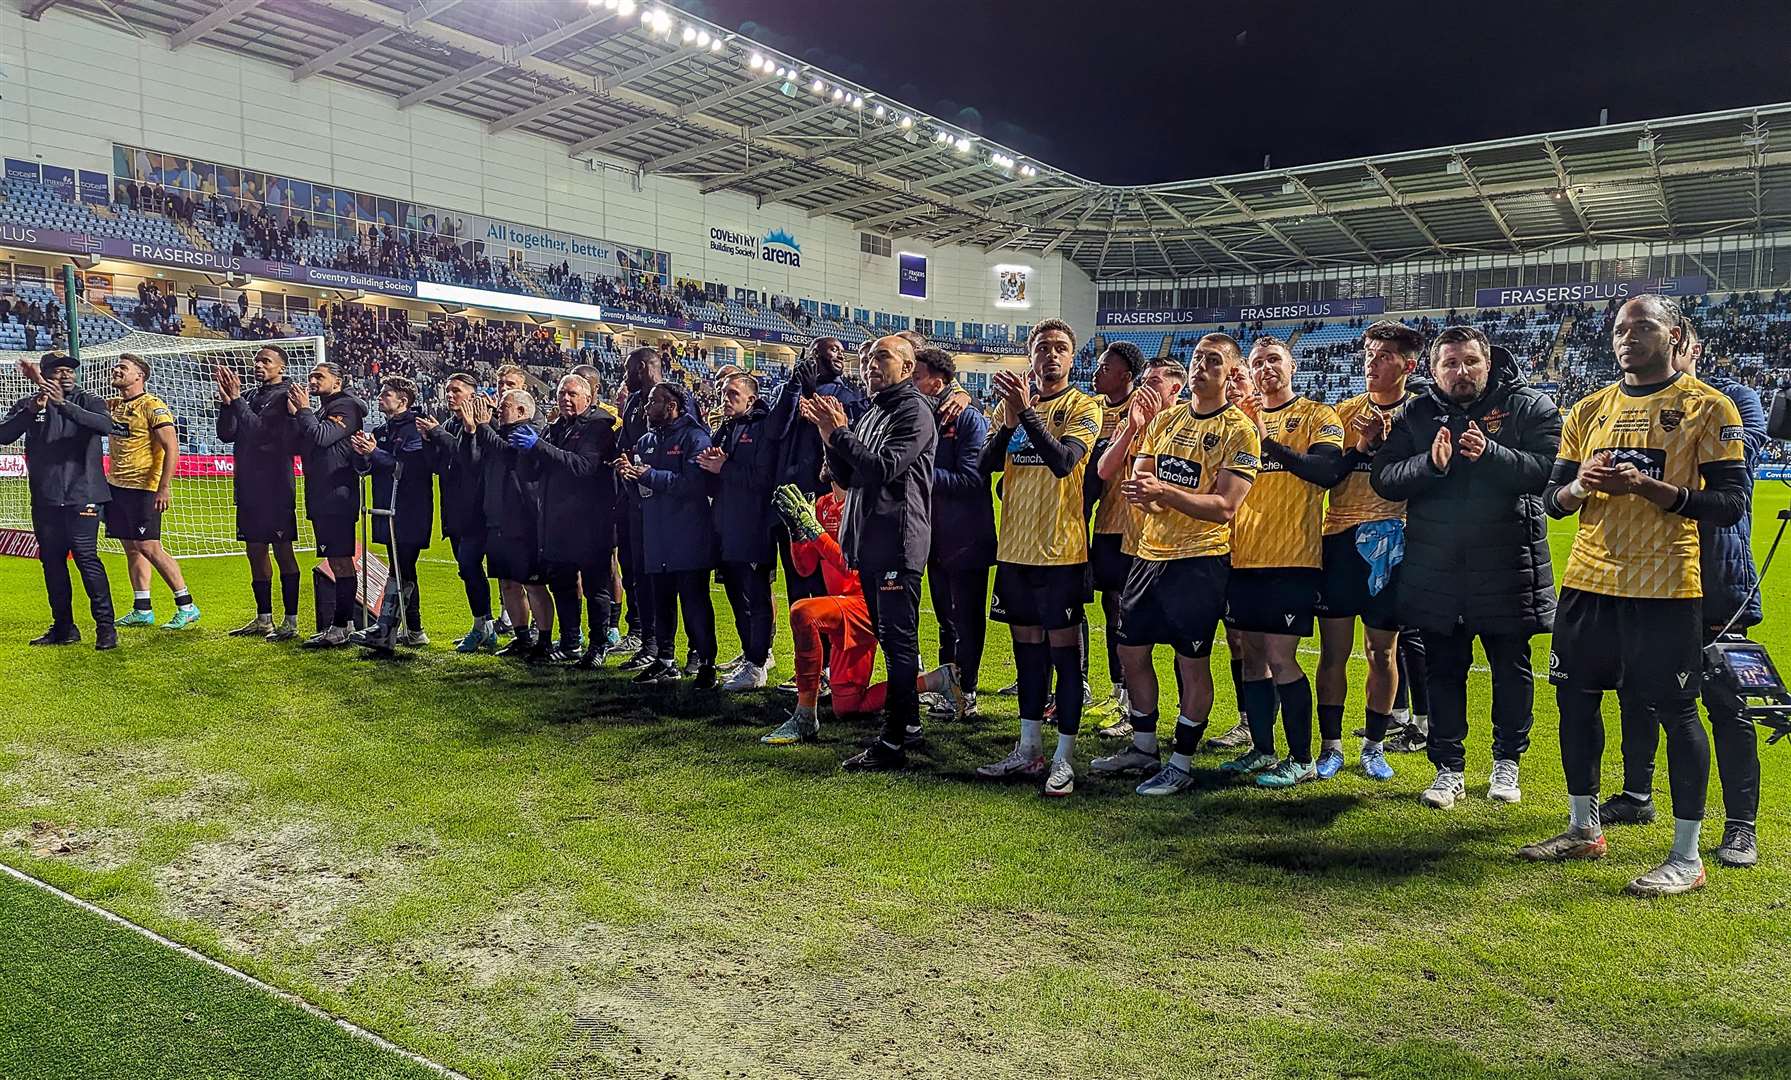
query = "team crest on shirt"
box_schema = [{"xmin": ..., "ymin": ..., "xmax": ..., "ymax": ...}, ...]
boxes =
[
  {"xmin": 1481, "ymin": 409, "xmax": 1505, "ymax": 435},
  {"xmin": 1659, "ymin": 409, "xmax": 1684, "ymax": 433},
  {"xmin": 1202, "ymin": 432, "xmax": 1221, "ymax": 450},
  {"xmin": 1284, "ymin": 416, "xmax": 1300, "ymax": 431}
]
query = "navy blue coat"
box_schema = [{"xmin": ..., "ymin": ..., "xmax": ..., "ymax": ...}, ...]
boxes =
[
  {"xmin": 424, "ymin": 413, "xmax": 485, "ymax": 540},
  {"xmin": 767, "ymin": 375, "xmax": 868, "ymax": 496},
  {"xmin": 707, "ymin": 399, "xmax": 776, "ymax": 566},
  {"xmin": 355, "ymin": 412, "xmax": 435, "ymax": 549},
  {"xmin": 522, "ymin": 405, "xmax": 619, "ymax": 565},
  {"xmin": 634, "ymin": 409, "xmax": 716, "ymax": 574},
  {"xmin": 928, "ymin": 401, "xmax": 996, "ymax": 571},
  {"xmin": 1701, "ymin": 377, "xmax": 1766, "ymax": 628}
]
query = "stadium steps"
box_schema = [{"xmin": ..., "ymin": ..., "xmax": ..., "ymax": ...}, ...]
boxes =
[
  {"xmin": 1548, "ymin": 312, "xmax": 1576, "ymax": 377},
  {"xmin": 181, "ymin": 315, "xmax": 228, "ymax": 339},
  {"xmin": 1286, "ymin": 328, "xmax": 1306, "ymax": 348}
]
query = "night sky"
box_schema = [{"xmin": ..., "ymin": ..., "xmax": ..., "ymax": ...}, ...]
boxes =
[{"xmin": 696, "ymin": 0, "xmax": 1791, "ymax": 185}]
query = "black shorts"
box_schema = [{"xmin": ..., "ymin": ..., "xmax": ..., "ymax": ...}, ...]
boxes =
[
  {"xmin": 310, "ymin": 514, "xmax": 357, "ymax": 559},
  {"xmin": 485, "ymin": 529, "xmax": 543, "ymax": 584},
  {"xmin": 103, "ymin": 485, "xmax": 161, "ymax": 541},
  {"xmin": 1314, "ymin": 526, "xmax": 1400, "ymax": 631},
  {"xmin": 1549, "ymin": 588, "xmax": 1704, "ymax": 701},
  {"xmin": 237, "ymin": 501, "xmax": 299, "ymax": 544},
  {"xmin": 1114, "ymin": 555, "xmax": 1228, "ymax": 659},
  {"xmin": 1224, "ymin": 567, "xmax": 1321, "ymax": 637},
  {"xmin": 990, "ymin": 561, "xmax": 1090, "ymax": 631},
  {"xmin": 1089, "ymin": 532, "xmax": 1133, "ymax": 594}
]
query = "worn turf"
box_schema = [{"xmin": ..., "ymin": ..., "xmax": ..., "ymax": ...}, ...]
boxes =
[{"xmin": 1, "ymin": 485, "xmax": 1790, "ymax": 1079}]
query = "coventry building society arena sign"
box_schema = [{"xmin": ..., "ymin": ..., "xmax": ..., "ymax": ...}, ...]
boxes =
[{"xmin": 710, "ymin": 227, "xmax": 803, "ymax": 267}]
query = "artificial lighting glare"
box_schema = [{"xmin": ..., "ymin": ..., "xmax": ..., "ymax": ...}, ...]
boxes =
[
  {"xmin": 832, "ymin": 87, "xmax": 844, "ymax": 101},
  {"xmin": 873, "ymin": 104, "xmax": 886, "ymax": 118},
  {"xmin": 696, "ymin": 30, "xmax": 710, "ymax": 46},
  {"xmin": 749, "ymin": 52, "xmax": 763, "ymax": 68},
  {"xmin": 851, "ymin": 96, "xmax": 863, "ymax": 110},
  {"xmin": 811, "ymin": 78, "xmax": 825, "ymax": 93},
  {"xmin": 775, "ymin": 66, "xmax": 788, "ymax": 78},
  {"xmin": 899, "ymin": 116, "xmax": 912, "ymax": 129},
  {"xmin": 617, "ymin": 0, "xmax": 635, "ymax": 13},
  {"xmin": 681, "ymin": 26, "xmax": 696, "ymax": 43},
  {"xmin": 709, "ymin": 38, "xmax": 722, "ymax": 52},
  {"xmin": 955, "ymin": 137, "xmax": 970, "ymax": 153}
]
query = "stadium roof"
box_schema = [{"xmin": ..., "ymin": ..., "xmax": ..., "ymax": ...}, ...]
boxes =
[{"xmin": 29, "ymin": 0, "xmax": 1791, "ymax": 281}]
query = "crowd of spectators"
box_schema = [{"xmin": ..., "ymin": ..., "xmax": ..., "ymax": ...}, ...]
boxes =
[
  {"xmin": 127, "ymin": 280, "xmax": 183, "ymax": 335},
  {"xmin": 4, "ymin": 293, "xmax": 61, "ymax": 351}
]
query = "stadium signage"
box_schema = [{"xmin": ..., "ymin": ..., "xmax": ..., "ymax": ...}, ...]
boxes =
[
  {"xmin": 898, "ymin": 252, "xmax": 928, "ymax": 300},
  {"xmin": 1473, "ymin": 276, "xmax": 1708, "ymax": 308},
  {"xmin": 710, "ymin": 227, "xmax": 759, "ymax": 260},
  {"xmin": 761, "ymin": 229, "xmax": 801, "ymax": 268},
  {"xmin": 1097, "ymin": 296, "xmax": 1387, "ymax": 326}
]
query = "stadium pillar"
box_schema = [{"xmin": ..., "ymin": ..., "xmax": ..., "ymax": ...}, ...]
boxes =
[{"xmin": 61, "ymin": 263, "xmax": 81, "ymax": 360}]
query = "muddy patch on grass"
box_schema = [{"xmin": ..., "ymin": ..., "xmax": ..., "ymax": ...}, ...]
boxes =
[
  {"xmin": 3, "ymin": 819, "xmax": 134, "ymax": 871},
  {"xmin": 0, "ymin": 742, "xmax": 243, "ymax": 825},
  {"xmin": 151, "ymin": 820, "xmax": 387, "ymax": 955}
]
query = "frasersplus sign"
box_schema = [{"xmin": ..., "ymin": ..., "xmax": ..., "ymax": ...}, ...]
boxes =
[
  {"xmin": 1472, "ymin": 275, "xmax": 1708, "ymax": 308},
  {"xmin": 1097, "ymin": 296, "xmax": 1387, "ymax": 326},
  {"xmin": 0, "ymin": 223, "xmax": 418, "ymax": 298}
]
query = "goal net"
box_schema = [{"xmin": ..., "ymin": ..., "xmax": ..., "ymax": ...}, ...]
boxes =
[{"xmin": 0, "ymin": 314, "xmax": 327, "ymax": 557}]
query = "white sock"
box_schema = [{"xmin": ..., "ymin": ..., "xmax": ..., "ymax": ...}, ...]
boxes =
[
  {"xmin": 1570, "ymin": 794, "xmax": 1600, "ymax": 833},
  {"xmin": 1623, "ymin": 790, "xmax": 1653, "ymax": 804},
  {"xmin": 1019, "ymin": 719, "xmax": 1043, "ymax": 753},
  {"xmin": 1391, "ymin": 707, "xmax": 1410, "ymax": 725},
  {"xmin": 1054, "ymin": 733, "xmax": 1075, "ymax": 764},
  {"xmin": 1321, "ymin": 738, "xmax": 1342, "ymax": 753},
  {"xmin": 1132, "ymin": 730, "xmax": 1159, "ymax": 754},
  {"xmin": 1362, "ymin": 739, "xmax": 1383, "ymax": 753},
  {"xmin": 1412, "ymin": 713, "xmax": 1430, "ymax": 736},
  {"xmin": 134, "ymin": 590, "xmax": 151, "ymax": 602},
  {"xmin": 1672, "ymin": 818, "xmax": 1702, "ymax": 863},
  {"xmin": 1168, "ymin": 751, "xmax": 1192, "ymax": 772}
]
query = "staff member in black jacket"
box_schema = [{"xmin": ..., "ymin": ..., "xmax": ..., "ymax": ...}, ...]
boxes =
[
  {"xmin": 214, "ymin": 345, "xmax": 301, "ymax": 641},
  {"xmin": 518, "ymin": 373, "xmax": 618, "ymax": 668},
  {"xmin": 1371, "ymin": 327, "xmax": 1561, "ymax": 810},
  {"xmin": 482, "ymin": 390, "xmax": 554, "ymax": 660},
  {"xmin": 803, "ymin": 334, "xmax": 938, "ymax": 771},
  {"xmin": 700, "ymin": 373, "xmax": 777, "ymax": 691},
  {"xmin": 421, "ymin": 373, "xmax": 495, "ymax": 652},
  {"xmin": 614, "ymin": 346, "xmax": 663, "ymax": 668},
  {"xmin": 285, "ymin": 361, "xmax": 368, "ymax": 648},
  {"xmin": 0, "ymin": 354, "xmax": 116, "ymax": 649},
  {"xmin": 349, "ymin": 376, "xmax": 435, "ymax": 651}
]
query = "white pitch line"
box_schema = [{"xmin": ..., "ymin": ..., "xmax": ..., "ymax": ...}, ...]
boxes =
[{"xmin": 0, "ymin": 861, "xmax": 471, "ymax": 1080}]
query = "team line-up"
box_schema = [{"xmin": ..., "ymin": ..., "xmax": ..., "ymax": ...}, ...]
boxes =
[{"xmin": 0, "ymin": 292, "xmax": 1765, "ymax": 897}]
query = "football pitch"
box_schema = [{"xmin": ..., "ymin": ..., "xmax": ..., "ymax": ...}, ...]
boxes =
[{"xmin": 2, "ymin": 485, "xmax": 1790, "ymax": 1080}]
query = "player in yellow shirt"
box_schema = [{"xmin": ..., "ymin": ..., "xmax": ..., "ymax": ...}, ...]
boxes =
[
  {"xmin": 1085, "ymin": 341, "xmax": 1147, "ymax": 716},
  {"xmin": 1085, "ymin": 332, "xmax": 1257, "ymax": 794},
  {"xmin": 1314, "ymin": 321, "xmax": 1425, "ymax": 782},
  {"xmin": 1523, "ymin": 294, "xmax": 1750, "ymax": 897},
  {"xmin": 1221, "ymin": 337, "xmax": 1345, "ymax": 789},
  {"xmin": 974, "ymin": 318, "xmax": 1104, "ymax": 796},
  {"xmin": 106, "ymin": 354, "xmax": 200, "ymax": 630},
  {"xmin": 1091, "ymin": 355, "xmax": 1189, "ymax": 741}
]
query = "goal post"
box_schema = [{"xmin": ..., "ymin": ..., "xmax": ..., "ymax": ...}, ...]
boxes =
[{"xmin": 0, "ymin": 325, "xmax": 328, "ymax": 558}]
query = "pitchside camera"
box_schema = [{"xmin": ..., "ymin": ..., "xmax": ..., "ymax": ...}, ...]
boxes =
[{"xmin": 1768, "ymin": 389, "xmax": 1791, "ymax": 441}]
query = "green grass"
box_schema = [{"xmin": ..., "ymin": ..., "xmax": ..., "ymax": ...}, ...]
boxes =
[{"xmin": 1, "ymin": 485, "xmax": 1790, "ymax": 1079}]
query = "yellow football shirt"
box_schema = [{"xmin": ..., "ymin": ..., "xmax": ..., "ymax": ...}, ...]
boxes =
[
  {"xmin": 1558, "ymin": 374, "xmax": 1745, "ymax": 599},
  {"xmin": 1091, "ymin": 393, "xmax": 1135, "ymax": 536},
  {"xmin": 1324, "ymin": 391, "xmax": 1413, "ymax": 534},
  {"xmin": 1231, "ymin": 396, "xmax": 1344, "ymax": 570},
  {"xmin": 1131, "ymin": 402, "xmax": 1260, "ymax": 562},
  {"xmin": 995, "ymin": 386, "xmax": 1104, "ymax": 566},
  {"xmin": 107, "ymin": 392, "xmax": 176, "ymax": 491}
]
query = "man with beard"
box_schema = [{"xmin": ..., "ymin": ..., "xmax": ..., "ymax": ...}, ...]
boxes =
[
  {"xmin": 519, "ymin": 373, "xmax": 618, "ymax": 667},
  {"xmin": 615, "ymin": 346, "xmax": 665, "ymax": 669},
  {"xmin": 699, "ymin": 372, "xmax": 778, "ymax": 691},
  {"xmin": 104, "ymin": 353, "xmax": 199, "ymax": 631},
  {"xmin": 1372, "ymin": 325, "xmax": 1561, "ymax": 810},
  {"xmin": 801, "ymin": 334, "xmax": 938, "ymax": 769},
  {"xmin": 1085, "ymin": 342, "xmax": 1147, "ymax": 720},
  {"xmin": 0, "ymin": 354, "xmax": 116, "ymax": 649},
  {"xmin": 974, "ymin": 319, "xmax": 1103, "ymax": 796},
  {"xmin": 618, "ymin": 383, "xmax": 718, "ymax": 687},
  {"xmin": 422, "ymin": 373, "xmax": 497, "ymax": 652},
  {"xmin": 348, "ymin": 375, "xmax": 434, "ymax": 650},
  {"xmin": 911, "ymin": 348, "xmax": 994, "ymax": 720},
  {"xmin": 215, "ymin": 345, "xmax": 302, "ymax": 641},
  {"xmin": 1524, "ymin": 295, "xmax": 1748, "ymax": 896},
  {"xmin": 285, "ymin": 361, "xmax": 368, "ymax": 647},
  {"xmin": 483, "ymin": 389, "xmax": 556, "ymax": 659},
  {"xmin": 767, "ymin": 337, "xmax": 867, "ymax": 604}
]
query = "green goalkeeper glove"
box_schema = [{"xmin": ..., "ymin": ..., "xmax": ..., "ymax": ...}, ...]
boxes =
[{"xmin": 772, "ymin": 483, "xmax": 822, "ymax": 541}]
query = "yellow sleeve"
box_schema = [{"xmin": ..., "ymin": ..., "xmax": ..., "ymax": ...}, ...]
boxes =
[
  {"xmin": 1068, "ymin": 395, "xmax": 1102, "ymax": 447},
  {"xmin": 146, "ymin": 395, "xmax": 175, "ymax": 429},
  {"xmin": 1557, "ymin": 400, "xmax": 1588, "ymax": 464},
  {"xmin": 1311, "ymin": 402, "xmax": 1345, "ymax": 450},
  {"xmin": 1225, "ymin": 416, "xmax": 1261, "ymax": 482},
  {"xmin": 1699, "ymin": 392, "xmax": 1746, "ymax": 466}
]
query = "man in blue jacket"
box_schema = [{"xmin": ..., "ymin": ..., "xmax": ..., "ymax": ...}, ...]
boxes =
[
  {"xmin": 700, "ymin": 372, "xmax": 778, "ymax": 691},
  {"xmin": 912, "ymin": 348, "xmax": 994, "ymax": 718},
  {"xmin": 348, "ymin": 375, "xmax": 435, "ymax": 652},
  {"xmin": 1606, "ymin": 325, "xmax": 1770, "ymax": 867},
  {"xmin": 284, "ymin": 362, "xmax": 367, "ymax": 648},
  {"xmin": 0, "ymin": 353, "xmax": 116, "ymax": 649},
  {"xmin": 619, "ymin": 383, "xmax": 718, "ymax": 688}
]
